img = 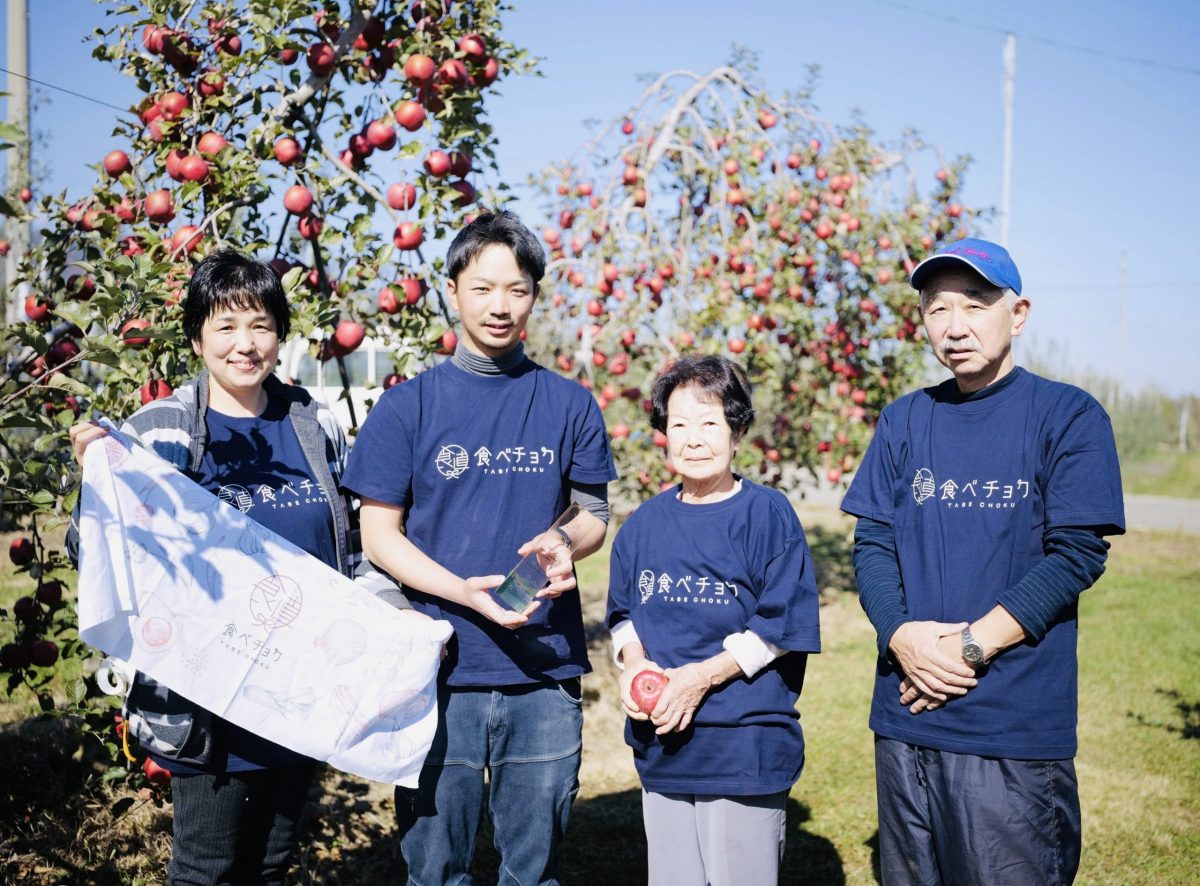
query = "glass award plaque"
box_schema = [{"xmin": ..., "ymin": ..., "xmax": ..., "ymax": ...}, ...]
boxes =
[{"xmin": 493, "ymin": 502, "xmax": 581, "ymax": 611}]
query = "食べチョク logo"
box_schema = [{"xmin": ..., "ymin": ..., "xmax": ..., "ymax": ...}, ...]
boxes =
[
  {"xmin": 435, "ymin": 444, "xmax": 470, "ymax": 479},
  {"xmin": 912, "ymin": 468, "xmax": 935, "ymax": 504}
]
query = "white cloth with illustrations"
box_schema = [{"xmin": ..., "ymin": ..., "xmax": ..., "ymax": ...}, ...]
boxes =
[{"xmin": 76, "ymin": 426, "xmax": 452, "ymax": 787}]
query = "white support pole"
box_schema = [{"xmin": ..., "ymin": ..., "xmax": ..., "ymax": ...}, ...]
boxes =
[
  {"xmin": 1000, "ymin": 33, "xmax": 1016, "ymax": 248},
  {"xmin": 4, "ymin": 0, "xmax": 32, "ymax": 323}
]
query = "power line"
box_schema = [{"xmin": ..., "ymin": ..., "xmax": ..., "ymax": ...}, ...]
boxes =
[
  {"xmin": 864, "ymin": 0, "xmax": 1200, "ymax": 78},
  {"xmin": 0, "ymin": 65, "xmax": 133, "ymax": 114},
  {"xmin": 1037, "ymin": 282, "xmax": 1200, "ymax": 292}
]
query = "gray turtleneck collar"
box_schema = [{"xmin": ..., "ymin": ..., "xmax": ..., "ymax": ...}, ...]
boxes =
[{"xmin": 451, "ymin": 342, "xmax": 528, "ymax": 376}]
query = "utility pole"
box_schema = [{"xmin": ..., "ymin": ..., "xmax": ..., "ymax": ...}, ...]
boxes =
[
  {"xmin": 4, "ymin": 0, "xmax": 32, "ymax": 324},
  {"xmin": 1000, "ymin": 33, "xmax": 1016, "ymax": 248},
  {"xmin": 1119, "ymin": 251, "xmax": 1128, "ymax": 394}
]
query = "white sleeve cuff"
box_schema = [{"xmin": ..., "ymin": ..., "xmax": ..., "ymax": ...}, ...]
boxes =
[
  {"xmin": 722, "ymin": 630, "xmax": 787, "ymax": 678},
  {"xmin": 609, "ymin": 619, "xmax": 642, "ymax": 670}
]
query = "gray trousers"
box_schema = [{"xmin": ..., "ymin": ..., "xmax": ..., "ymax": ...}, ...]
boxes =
[
  {"xmin": 641, "ymin": 788, "xmax": 788, "ymax": 886},
  {"xmin": 875, "ymin": 736, "xmax": 1081, "ymax": 886}
]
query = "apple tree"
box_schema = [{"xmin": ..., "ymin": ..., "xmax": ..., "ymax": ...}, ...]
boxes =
[
  {"xmin": 0, "ymin": 0, "xmax": 532, "ymax": 786},
  {"xmin": 526, "ymin": 60, "xmax": 976, "ymax": 506}
]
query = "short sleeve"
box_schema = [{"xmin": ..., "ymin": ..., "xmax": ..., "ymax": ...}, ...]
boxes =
[
  {"xmin": 1043, "ymin": 401, "xmax": 1125, "ymax": 535},
  {"xmin": 605, "ymin": 527, "xmax": 634, "ymax": 631},
  {"xmin": 746, "ymin": 503, "xmax": 821, "ymax": 653},
  {"xmin": 341, "ymin": 388, "xmax": 415, "ymax": 507},
  {"xmin": 569, "ymin": 393, "xmax": 619, "ymax": 485},
  {"xmin": 840, "ymin": 408, "xmax": 896, "ymax": 525}
]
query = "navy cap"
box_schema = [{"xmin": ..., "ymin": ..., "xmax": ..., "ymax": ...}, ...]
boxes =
[{"xmin": 909, "ymin": 237, "xmax": 1022, "ymax": 295}]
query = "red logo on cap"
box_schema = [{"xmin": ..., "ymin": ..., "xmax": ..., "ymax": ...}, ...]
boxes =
[{"xmin": 947, "ymin": 245, "xmax": 991, "ymax": 260}]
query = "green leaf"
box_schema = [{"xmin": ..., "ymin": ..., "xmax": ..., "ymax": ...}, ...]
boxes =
[
  {"xmin": 68, "ymin": 678, "xmax": 87, "ymax": 704},
  {"xmin": 0, "ymin": 121, "xmax": 25, "ymax": 142},
  {"xmin": 0, "ymin": 412, "xmax": 44, "ymax": 429},
  {"xmin": 46, "ymin": 374, "xmax": 94, "ymax": 397}
]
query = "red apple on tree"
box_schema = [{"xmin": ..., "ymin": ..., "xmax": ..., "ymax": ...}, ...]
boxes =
[
  {"xmin": 140, "ymin": 379, "xmax": 174, "ymax": 405},
  {"xmin": 104, "ymin": 150, "xmax": 132, "ymax": 177},
  {"xmin": 394, "ymin": 100, "xmax": 426, "ymax": 132},
  {"xmin": 630, "ymin": 669, "xmax": 669, "ymax": 713},
  {"xmin": 25, "ymin": 295, "xmax": 53, "ymax": 323},
  {"xmin": 12, "ymin": 596, "xmax": 38, "ymax": 621},
  {"xmin": 170, "ymin": 225, "xmax": 203, "ymax": 254},
  {"xmin": 307, "ymin": 42, "xmax": 336, "ymax": 75},
  {"xmin": 423, "ymin": 150, "xmax": 451, "ymax": 178},
  {"xmin": 393, "ymin": 222, "xmax": 424, "ymax": 250},
  {"xmin": 179, "ymin": 154, "xmax": 209, "ymax": 182},
  {"xmin": 0, "ymin": 643, "xmax": 30, "ymax": 670},
  {"xmin": 399, "ymin": 277, "xmax": 426, "ymax": 304},
  {"xmin": 29, "ymin": 640, "xmax": 59, "ymax": 668},
  {"xmin": 274, "ymin": 137, "xmax": 301, "ymax": 166},
  {"xmin": 122, "ymin": 318, "xmax": 152, "ymax": 347},
  {"xmin": 377, "ymin": 286, "xmax": 400, "ymax": 314},
  {"xmin": 144, "ymin": 190, "xmax": 175, "ymax": 224},
  {"xmin": 36, "ymin": 581, "xmax": 64, "ymax": 606},
  {"xmin": 366, "ymin": 119, "xmax": 397, "ymax": 149},
  {"xmin": 297, "ymin": 214, "xmax": 323, "ymax": 240},
  {"xmin": 387, "ymin": 182, "xmax": 417, "ymax": 210},
  {"xmin": 9, "ymin": 537, "xmax": 34, "ymax": 566},
  {"xmin": 284, "ymin": 185, "xmax": 314, "ymax": 215},
  {"xmin": 331, "ymin": 320, "xmax": 365, "ymax": 356},
  {"xmin": 197, "ymin": 131, "xmax": 228, "ymax": 155},
  {"xmin": 404, "ymin": 53, "xmax": 435, "ymax": 84}
]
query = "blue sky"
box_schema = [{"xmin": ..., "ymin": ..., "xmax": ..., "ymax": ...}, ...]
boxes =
[{"xmin": 4, "ymin": 0, "xmax": 1198, "ymax": 395}]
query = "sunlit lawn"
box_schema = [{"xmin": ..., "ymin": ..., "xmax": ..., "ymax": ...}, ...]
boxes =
[{"xmin": 2, "ymin": 517, "xmax": 1197, "ymax": 884}]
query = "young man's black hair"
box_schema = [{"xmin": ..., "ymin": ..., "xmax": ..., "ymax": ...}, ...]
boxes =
[{"xmin": 445, "ymin": 210, "xmax": 546, "ymax": 291}]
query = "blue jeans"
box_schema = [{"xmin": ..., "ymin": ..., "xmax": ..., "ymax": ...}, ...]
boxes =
[
  {"xmin": 875, "ymin": 737, "xmax": 1081, "ymax": 886},
  {"xmin": 167, "ymin": 763, "xmax": 315, "ymax": 885},
  {"xmin": 396, "ymin": 679, "xmax": 584, "ymax": 886}
]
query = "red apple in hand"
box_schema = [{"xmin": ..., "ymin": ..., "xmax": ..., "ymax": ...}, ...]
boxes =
[{"xmin": 630, "ymin": 669, "xmax": 669, "ymax": 714}]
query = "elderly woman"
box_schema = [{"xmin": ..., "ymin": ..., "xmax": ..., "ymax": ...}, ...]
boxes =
[
  {"xmin": 68, "ymin": 248, "xmax": 358, "ymax": 885},
  {"xmin": 606, "ymin": 354, "xmax": 822, "ymax": 886}
]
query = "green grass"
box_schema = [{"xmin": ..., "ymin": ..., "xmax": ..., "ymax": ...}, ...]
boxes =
[
  {"xmin": 2, "ymin": 522, "xmax": 1197, "ymax": 884},
  {"xmin": 1122, "ymin": 450, "xmax": 1200, "ymax": 498}
]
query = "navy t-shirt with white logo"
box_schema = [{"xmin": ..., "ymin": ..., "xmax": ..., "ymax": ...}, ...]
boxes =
[
  {"xmin": 606, "ymin": 480, "xmax": 822, "ymax": 795},
  {"xmin": 341, "ymin": 358, "xmax": 618, "ymax": 687},
  {"xmin": 841, "ymin": 368, "xmax": 1124, "ymax": 759}
]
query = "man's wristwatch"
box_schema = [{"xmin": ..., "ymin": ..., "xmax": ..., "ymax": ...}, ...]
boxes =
[{"xmin": 961, "ymin": 626, "xmax": 985, "ymax": 667}]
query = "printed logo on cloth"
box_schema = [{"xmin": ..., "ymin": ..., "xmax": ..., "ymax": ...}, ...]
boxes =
[
  {"xmin": 218, "ymin": 484, "xmax": 254, "ymax": 512},
  {"xmin": 911, "ymin": 467, "xmax": 1032, "ymax": 510},
  {"xmin": 434, "ymin": 442, "xmax": 558, "ymax": 479},
  {"xmin": 637, "ymin": 570, "xmax": 740, "ymax": 607},
  {"xmin": 435, "ymin": 444, "xmax": 470, "ymax": 479},
  {"xmin": 912, "ymin": 468, "xmax": 936, "ymax": 504}
]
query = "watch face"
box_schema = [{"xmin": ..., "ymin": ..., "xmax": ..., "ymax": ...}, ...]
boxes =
[{"xmin": 963, "ymin": 643, "xmax": 985, "ymax": 665}]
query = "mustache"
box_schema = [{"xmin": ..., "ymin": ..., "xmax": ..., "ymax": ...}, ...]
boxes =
[{"xmin": 938, "ymin": 338, "xmax": 982, "ymax": 355}]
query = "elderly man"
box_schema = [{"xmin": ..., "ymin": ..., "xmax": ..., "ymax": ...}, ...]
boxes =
[{"xmin": 840, "ymin": 238, "xmax": 1125, "ymax": 885}]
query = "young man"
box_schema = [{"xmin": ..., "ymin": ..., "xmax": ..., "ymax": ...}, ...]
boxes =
[
  {"xmin": 341, "ymin": 211, "xmax": 616, "ymax": 884},
  {"xmin": 840, "ymin": 238, "xmax": 1125, "ymax": 885}
]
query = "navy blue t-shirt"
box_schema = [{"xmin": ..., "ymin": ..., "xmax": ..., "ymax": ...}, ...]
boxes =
[
  {"xmin": 606, "ymin": 479, "xmax": 822, "ymax": 795},
  {"xmin": 163, "ymin": 396, "xmax": 338, "ymax": 773},
  {"xmin": 841, "ymin": 368, "xmax": 1124, "ymax": 759},
  {"xmin": 341, "ymin": 358, "xmax": 617, "ymax": 687}
]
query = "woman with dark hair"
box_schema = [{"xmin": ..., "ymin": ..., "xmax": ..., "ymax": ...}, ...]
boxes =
[
  {"xmin": 605, "ymin": 354, "xmax": 822, "ymax": 885},
  {"xmin": 68, "ymin": 248, "xmax": 363, "ymax": 884}
]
